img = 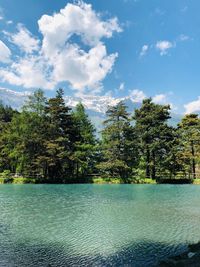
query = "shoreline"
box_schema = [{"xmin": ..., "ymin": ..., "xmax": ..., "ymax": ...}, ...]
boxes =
[{"xmin": 1, "ymin": 177, "xmax": 200, "ymax": 185}]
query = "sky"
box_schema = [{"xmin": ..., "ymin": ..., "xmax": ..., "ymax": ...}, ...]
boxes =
[{"xmin": 0, "ymin": 0, "xmax": 200, "ymax": 114}]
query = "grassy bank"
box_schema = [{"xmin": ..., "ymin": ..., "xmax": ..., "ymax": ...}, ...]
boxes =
[
  {"xmin": 0, "ymin": 176, "xmax": 156, "ymax": 184},
  {"xmin": 0, "ymin": 177, "xmax": 36, "ymax": 184},
  {"xmin": 92, "ymin": 177, "xmax": 156, "ymax": 184},
  {"xmin": 192, "ymin": 179, "xmax": 200, "ymax": 185},
  {"xmin": 0, "ymin": 176, "xmax": 199, "ymax": 184}
]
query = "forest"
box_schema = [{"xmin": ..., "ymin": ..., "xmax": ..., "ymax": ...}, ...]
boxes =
[{"xmin": 0, "ymin": 88, "xmax": 200, "ymax": 183}]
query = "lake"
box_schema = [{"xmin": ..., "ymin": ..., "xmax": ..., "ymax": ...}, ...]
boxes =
[{"xmin": 1, "ymin": 184, "xmax": 200, "ymax": 266}]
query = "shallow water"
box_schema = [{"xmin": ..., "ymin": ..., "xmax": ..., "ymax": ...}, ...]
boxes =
[{"xmin": 1, "ymin": 184, "xmax": 200, "ymax": 266}]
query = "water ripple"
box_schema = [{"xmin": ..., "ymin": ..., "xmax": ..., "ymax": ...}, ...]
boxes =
[{"xmin": 0, "ymin": 184, "xmax": 200, "ymax": 266}]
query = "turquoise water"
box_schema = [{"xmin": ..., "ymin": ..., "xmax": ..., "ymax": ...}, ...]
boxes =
[{"xmin": 1, "ymin": 185, "xmax": 200, "ymax": 266}]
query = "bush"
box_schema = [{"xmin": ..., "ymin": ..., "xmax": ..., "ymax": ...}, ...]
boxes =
[{"xmin": 0, "ymin": 170, "xmax": 12, "ymax": 179}]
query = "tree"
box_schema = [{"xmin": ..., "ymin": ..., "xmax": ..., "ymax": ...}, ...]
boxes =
[
  {"xmin": 0, "ymin": 90, "xmax": 50, "ymax": 180},
  {"xmin": 133, "ymin": 98, "xmax": 171, "ymax": 179},
  {"xmin": 23, "ymin": 89, "xmax": 47, "ymax": 116},
  {"xmin": 0, "ymin": 103, "xmax": 18, "ymax": 172},
  {"xmin": 72, "ymin": 103, "xmax": 97, "ymax": 179},
  {"xmin": 0, "ymin": 102, "xmax": 18, "ymax": 131},
  {"xmin": 178, "ymin": 114, "xmax": 200, "ymax": 179},
  {"xmin": 99, "ymin": 101, "xmax": 138, "ymax": 181},
  {"xmin": 44, "ymin": 88, "xmax": 78, "ymax": 181}
]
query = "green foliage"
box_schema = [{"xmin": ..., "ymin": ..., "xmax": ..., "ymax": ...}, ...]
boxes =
[
  {"xmin": 0, "ymin": 90, "xmax": 199, "ymax": 183},
  {"xmin": 92, "ymin": 177, "xmax": 122, "ymax": 184},
  {"xmin": 178, "ymin": 114, "xmax": 200, "ymax": 179},
  {"xmin": 133, "ymin": 98, "xmax": 174, "ymax": 179},
  {"xmin": 0, "ymin": 170, "xmax": 13, "ymax": 183},
  {"xmin": 72, "ymin": 103, "xmax": 97, "ymax": 179},
  {"xmin": 98, "ymin": 101, "xmax": 139, "ymax": 181},
  {"xmin": 0, "ymin": 170, "xmax": 12, "ymax": 179}
]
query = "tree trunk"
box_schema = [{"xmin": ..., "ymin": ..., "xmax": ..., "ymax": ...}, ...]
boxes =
[
  {"xmin": 151, "ymin": 151, "xmax": 156, "ymax": 179},
  {"xmin": 76, "ymin": 162, "xmax": 79, "ymax": 179},
  {"xmin": 191, "ymin": 141, "xmax": 196, "ymax": 179},
  {"xmin": 146, "ymin": 147, "xmax": 150, "ymax": 178}
]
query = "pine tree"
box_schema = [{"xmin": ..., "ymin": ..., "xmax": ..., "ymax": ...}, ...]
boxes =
[
  {"xmin": 99, "ymin": 101, "xmax": 138, "ymax": 181},
  {"xmin": 73, "ymin": 103, "xmax": 96, "ymax": 179},
  {"xmin": 0, "ymin": 90, "xmax": 48, "ymax": 179},
  {"xmin": 133, "ymin": 98, "xmax": 171, "ymax": 179},
  {"xmin": 44, "ymin": 88, "xmax": 78, "ymax": 181},
  {"xmin": 178, "ymin": 114, "xmax": 200, "ymax": 179}
]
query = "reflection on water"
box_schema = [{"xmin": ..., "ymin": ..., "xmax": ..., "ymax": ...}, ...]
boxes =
[{"xmin": 0, "ymin": 184, "xmax": 200, "ymax": 266}]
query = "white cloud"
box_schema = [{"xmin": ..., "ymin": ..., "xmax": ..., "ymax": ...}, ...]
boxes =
[
  {"xmin": 184, "ymin": 97, "xmax": 200, "ymax": 114},
  {"xmin": 6, "ymin": 20, "xmax": 13, "ymax": 25},
  {"xmin": 38, "ymin": 1, "xmax": 121, "ymax": 57},
  {"xmin": 0, "ymin": 1, "xmax": 121, "ymax": 92},
  {"xmin": 52, "ymin": 42, "xmax": 117, "ymax": 91},
  {"xmin": 0, "ymin": 40, "xmax": 11, "ymax": 63},
  {"xmin": 152, "ymin": 94, "xmax": 167, "ymax": 104},
  {"xmin": 179, "ymin": 34, "xmax": 189, "ymax": 42},
  {"xmin": 156, "ymin": 40, "xmax": 173, "ymax": 55},
  {"xmin": 140, "ymin": 44, "xmax": 148, "ymax": 57},
  {"xmin": 0, "ymin": 55, "xmax": 54, "ymax": 89},
  {"xmin": 8, "ymin": 24, "xmax": 40, "ymax": 53},
  {"xmin": 119, "ymin": 82, "xmax": 125, "ymax": 91},
  {"xmin": 129, "ymin": 89, "xmax": 146, "ymax": 102},
  {"xmin": 152, "ymin": 93, "xmax": 176, "ymax": 110}
]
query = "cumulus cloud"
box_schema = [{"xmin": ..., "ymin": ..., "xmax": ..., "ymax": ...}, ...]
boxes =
[
  {"xmin": 152, "ymin": 94, "xmax": 167, "ymax": 104},
  {"xmin": 184, "ymin": 97, "xmax": 200, "ymax": 114},
  {"xmin": 129, "ymin": 89, "xmax": 146, "ymax": 102},
  {"xmin": 140, "ymin": 44, "xmax": 148, "ymax": 57},
  {"xmin": 0, "ymin": 40, "xmax": 11, "ymax": 63},
  {"xmin": 7, "ymin": 24, "xmax": 40, "ymax": 53},
  {"xmin": 38, "ymin": 2, "xmax": 121, "ymax": 56},
  {"xmin": 0, "ymin": 1, "xmax": 121, "ymax": 92},
  {"xmin": 156, "ymin": 40, "xmax": 173, "ymax": 55},
  {"xmin": 152, "ymin": 93, "xmax": 176, "ymax": 110},
  {"xmin": 52, "ymin": 42, "xmax": 117, "ymax": 91},
  {"xmin": 0, "ymin": 55, "xmax": 54, "ymax": 89}
]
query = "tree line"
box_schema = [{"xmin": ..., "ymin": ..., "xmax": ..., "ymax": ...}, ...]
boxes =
[{"xmin": 0, "ymin": 89, "xmax": 200, "ymax": 183}]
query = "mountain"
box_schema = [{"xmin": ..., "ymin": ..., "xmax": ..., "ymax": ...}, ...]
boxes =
[
  {"xmin": 0, "ymin": 88, "xmax": 31, "ymax": 109},
  {"xmin": 0, "ymin": 87, "xmax": 182, "ymax": 133}
]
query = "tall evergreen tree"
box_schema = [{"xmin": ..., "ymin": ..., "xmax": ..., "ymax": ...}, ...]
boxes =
[
  {"xmin": 99, "ymin": 101, "xmax": 138, "ymax": 181},
  {"xmin": 73, "ymin": 103, "xmax": 97, "ymax": 179},
  {"xmin": 44, "ymin": 88, "xmax": 78, "ymax": 181},
  {"xmin": 0, "ymin": 91, "xmax": 48, "ymax": 178},
  {"xmin": 178, "ymin": 114, "xmax": 200, "ymax": 179},
  {"xmin": 0, "ymin": 103, "xmax": 18, "ymax": 172},
  {"xmin": 133, "ymin": 98, "xmax": 171, "ymax": 179}
]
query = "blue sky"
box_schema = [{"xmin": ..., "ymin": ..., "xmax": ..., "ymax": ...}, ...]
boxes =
[{"xmin": 0, "ymin": 0, "xmax": 200, "ymax": 114}]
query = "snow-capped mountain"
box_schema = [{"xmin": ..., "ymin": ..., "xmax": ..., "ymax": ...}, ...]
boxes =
[
  {"xmin": 0, "ymin": 88, "xmax": 182, "ymax": 133},
  {"xmin": 0, "ymin": 87, "xmax": 131, "ymax": 114},
  {"xmin": 64, "ymin": 94, "xmax": 122, "ymax": 114},
  {"xmin": 0, "ymin": 88, "xmax": 141, "ymax": 133},
  {"xmin": 0, "ymin": 88, "xmax": 31, "ymax": 109}
]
